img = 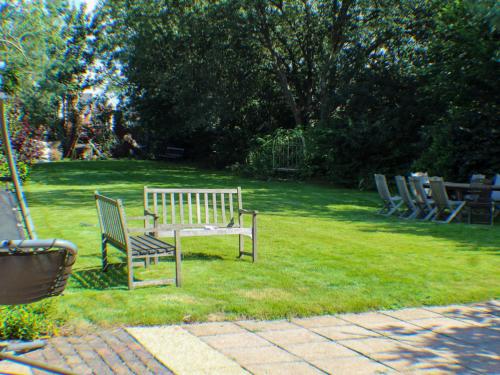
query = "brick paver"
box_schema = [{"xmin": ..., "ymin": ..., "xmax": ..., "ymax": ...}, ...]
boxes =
[
  {"xmin": 19, "ymin": 328, "xmax": 173, "ymax": 375},
  {"xmin": 7, "ymin": 300, "xmax": 499, "ymax": 374}
]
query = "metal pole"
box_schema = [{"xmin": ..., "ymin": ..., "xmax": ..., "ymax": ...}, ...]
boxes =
[
  {"xmin": 0, "ymin": 63, "xmax": 36, "ymax": 239},
  {"xmin": 0, "ymin": 352, "xmax": 78, "ymax": 375}
]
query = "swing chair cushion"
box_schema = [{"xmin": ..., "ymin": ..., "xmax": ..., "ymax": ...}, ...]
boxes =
[{"xmin": 0, "ymin": 241, "xmax": 77, "ymax": 305}]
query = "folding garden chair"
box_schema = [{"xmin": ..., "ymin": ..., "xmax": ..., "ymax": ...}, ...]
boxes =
[
  {"xmin": 408, "ymin": 176, "xmax": 436, "ymax": 220},
  {"xmin": 429, "ymin": 177, "xmax": 466, "ymax": 223},
  {"xmin": 374, "ymin": 174, "xmax": 402, "ymax": 216},
  {"xmin": 395, "ymin": 176, "xmax": 420, "ymax": 219}
]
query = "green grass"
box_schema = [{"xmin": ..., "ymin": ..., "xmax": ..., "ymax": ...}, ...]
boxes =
[{"xmin": 26, "ymin": 160, "xmax": 499, "ymax": 328}]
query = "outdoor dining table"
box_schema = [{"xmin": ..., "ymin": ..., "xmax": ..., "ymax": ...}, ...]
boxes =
[{"xmin": 424, "ymin": 181, "xmax": 500, "ymax": 200}]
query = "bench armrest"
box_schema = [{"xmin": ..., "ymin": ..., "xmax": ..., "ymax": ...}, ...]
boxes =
[
  {"xmin": 127, "ymin": 215, "xmax": 150, "ymax": 221},
  {"xmin": 144, "ymin": 209, "xmax": 159, "ymax": 219},
  {"xmin": 239, "ymin": 209, "xmax": 258, "ymax": 216}
]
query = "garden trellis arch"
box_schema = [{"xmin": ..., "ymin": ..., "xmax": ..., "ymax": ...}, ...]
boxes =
[{"xmin": 271, "ymin": 129, "xmax": 306, "ymax": 172}]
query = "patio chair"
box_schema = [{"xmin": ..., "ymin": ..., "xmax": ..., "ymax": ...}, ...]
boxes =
[
  {"xmin": 466, "ymin": 181, "xmax": 494, "ymax": 225},
  {"xmin": 428, "ymin": 177, "xmax": 466, "ymax": 223},
  {"xmin": 491, "ymin": 174, "xmax": 500, "ymax": 222},
  {"xmin": 408, "ymin": 176, "xmax": 436, "ymax": 220},
  {"xmin": 95, "ymin": 192, "xmax": 181, "ymax": 289},
  {"xmin": 395, "ymin": 176, "xmax": 420, "ymax": 219},
  {"xmin": 374, "ymin": 174, "xmax": 402, "ymax": 216},
  {"xmin": 465, "ymin": 174, "xmax": 487, "ymax": 201}
]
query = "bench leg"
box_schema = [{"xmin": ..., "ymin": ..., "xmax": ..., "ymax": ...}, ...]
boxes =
[
  {"xmin": 101, "ymin": 238, "xmax": 109, "ymax": 272},
  {"xmin": 145, "ymin": 257, "xmax": 150, "ymax": 268},
  {"xmin": 252, "ymin": 215, "xmax": 257, "ymax": 263},
  {"xmin": 127, "ymin": 254, "xmax": 134, "ymax": 290},
  {"xmin": 238, "ymin": 235, "xmax": 244, "ymax": 258},
  {"xmin": 175, "ymin": 231, "xmax": 182, "ymax": 287}
]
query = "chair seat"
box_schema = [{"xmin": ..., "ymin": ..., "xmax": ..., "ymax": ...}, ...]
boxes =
[{"xmin": 130, "ymin": 235, "xmax": 175, "ymax": 257}]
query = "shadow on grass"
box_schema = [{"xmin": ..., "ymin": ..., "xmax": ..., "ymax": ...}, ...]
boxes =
[
  {"xmin": 376, "ymin": 302, "xmax": 499, "ymax": 373},
  {"xmin": 28, "ymin": 160, "xmax": 500, "ymax": 254},
  {"xmin": 70, "ymin": 252, "xmax": 224, "ymax": 290}
]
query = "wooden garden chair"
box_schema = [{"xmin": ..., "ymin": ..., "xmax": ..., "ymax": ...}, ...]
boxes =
[
  {"xmin": 95, "ymin": 192, "xmax": 181, "ymax": 289},
  {"xmin": 428, "ymin": 177, "xmax": 466, "ymax": 224},
  {"xmin": 374, "ymin": 174, "xmax": 402, "ymax": 216},
  {"xmin": 408, "ymin": 176, "xmax": 437, "ymax": 220},
  {"xmin": 466, "ymin": 181, "xmax": 494, "ymax": 225},
  {"xmin": 395, "ymin": 176, "xmax": 420, "ymax": 219}
]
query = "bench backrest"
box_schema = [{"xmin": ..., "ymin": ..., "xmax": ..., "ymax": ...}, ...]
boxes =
[
  {"xmin": 144, "ymin": 187, "xmax": 243, "ymax": 228},
  {"xmin": 95, "ymin": 192, "xmax": 129, "ymax": 249}
]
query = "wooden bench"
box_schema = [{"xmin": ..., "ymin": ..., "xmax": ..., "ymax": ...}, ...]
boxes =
[
  {"xmin": 95, "ymin": 192, "xmax": 181, "ymax": 289},
  {"xmin": 163, "ymin": 146, "xmax": 185, "ymax": 160},
  {"xmin": 143, "ymin": 187, "xmax": 258, "ymax": 261}
]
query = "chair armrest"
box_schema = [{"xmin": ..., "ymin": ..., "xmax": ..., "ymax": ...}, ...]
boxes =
[
  {"xmin": 127, "ymin": 227, "xmax": 153, "ymax": 234},
  {"xmin": 144, "ymin": 209, "xmax": 159, "ymax": 219},
  {"xmin": 239, "ymin": 209, "xmax": 258, "ymax": 216}
]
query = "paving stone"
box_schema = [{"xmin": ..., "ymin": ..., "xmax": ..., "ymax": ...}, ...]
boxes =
[
  {"xmin": 384, "ymin": 308, "xmax": 443, "ymax": 321},
  {"xmin": 127, "ymin": 326, "xmax": 248, "ymax": 375},
  {"xmin": 312, "ymin": 324, "xmax": 381, "ymax": 340},
  {"xmin": 340, "ymin": 312, "xmax": 403, "ymax": 329},
  {"xmin": 310, "ymin": 355, "xmax": 393, "ymax": 374},
  {"xmin": 407, "ymin": 317, "xmax": 476, "ymax": 335},
  {"xmin": 237, "ymin": 320, "xmax": 296, "ymax": 332},
  {"xmin": 284, "ymin": 341, "xmax": 359, "ymax": 360},
  {"xmin": 221, "ymin": 345, "xmax": 299, "ymax": 365},
  {"xmin": 371, "ymin": 349, "xmax": 456, "ymax": 371},
  {"xmin": 291, "ymin": 315, "xmax": 348, "ymax": 328},
  {"xmin": 185, "ymin": 322, "xmax": 246, "ymax": 336},
  {"xmin": 201, "ymin": 332, "xmax": 271, "ymax": 350},
  {"xmin": 257, "ymin": 328, "xmax": 327, "ymax": 346},
  {"xmin": 245, "ymin": 361, "xmax": 325, "ymax": 375},
  {"xmin": 454, "ymin": 353, "xmax": 500, "ymax": 374},
  {"xmin": 338, "ymin": 337, "xmax": 414, "ymax": 355}
]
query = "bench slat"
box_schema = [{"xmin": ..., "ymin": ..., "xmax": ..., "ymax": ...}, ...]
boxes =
[
  {"xmin": 171, "ymin": 194, "xmax": 176, "ymax": 224},
  {"xmin": 179, "ymin": 193, "xmax": 184, "ymax": 224},
  {"xmin": 221, "ymin": 193, "xmax": 226, "ymax": 223},
  {"xmin": 205, "ymin": 193, "xmax": 209, "ymax": 223},
  {"xmin": 188, "ymin": 193, "xmax": 193, "ymax": 224},
  {"xmin": 212, "ymin": 193, "xmax": 217, "ymax": 224},
  {"xmin": 196, "ymin": 193, "xmax": 201, "ymax": 224}
]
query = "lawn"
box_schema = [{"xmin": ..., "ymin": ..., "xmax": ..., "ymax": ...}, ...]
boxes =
[{"xmin": 26, "ymin": 160, "xmax": 499, "ymax": 328}]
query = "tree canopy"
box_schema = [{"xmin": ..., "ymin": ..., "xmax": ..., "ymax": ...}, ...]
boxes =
[{"xmin": 1, "ymin": 0, "xmax": 498, "ymax": 185}]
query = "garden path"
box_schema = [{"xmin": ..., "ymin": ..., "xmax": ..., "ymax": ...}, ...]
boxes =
[{"xmin": 4, "ymin": 300, "xmax": 498, "ymax": 374}]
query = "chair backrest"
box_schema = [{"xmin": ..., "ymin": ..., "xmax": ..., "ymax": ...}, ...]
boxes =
[
  {"xmin": 395, "ymin": 176, "xmax": 416, "ymax": 210},
  {"xmin": 428, "ymin": 177, "xmax": 452, "ymax": 209},
  {"xmin": 374, "ymin": 174, "xmax": 393, "ymax": 202},
  {"xmin": 144, "ymin": 187, "xmax": 243, "ymax": 228},
  {"xmin": 470, "ymin": 174, "xmax": 486, "ymax": 184},
  {"xmin": 409, "ymin": 176, "xmax": 431, "ymax": 208},
  {"xmin": 491, "ymin": 174, "xmax": 500, "ymax": 201},
  {"xmin": 95, "ymin": 192, "xmax": 129, "ymax": 249}
]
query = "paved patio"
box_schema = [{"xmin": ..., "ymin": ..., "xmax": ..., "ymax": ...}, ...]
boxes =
[{"xmin": 3, "ymin": 300, "xmax": 499, "ymax": 374}]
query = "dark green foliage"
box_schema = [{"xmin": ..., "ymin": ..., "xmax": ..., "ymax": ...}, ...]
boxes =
[
  {"xmin": 95, "ymin": 0, "xmax": 499, "ymax": 185},
  {"xmin": 414, "ymin": 0, "xmax": 500, "ymax": 179}
]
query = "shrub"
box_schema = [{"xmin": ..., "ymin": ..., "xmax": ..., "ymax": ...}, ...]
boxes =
[
  {"xmin": 0, "ymin": 153, "xmax": 30, "ymax": 181},
  {"xmin": 0, "ymin": 301, "xmax": 63, "ymax": 340}
]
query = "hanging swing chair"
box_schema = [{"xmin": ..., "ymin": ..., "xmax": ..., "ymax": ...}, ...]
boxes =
[
  {"xmin": 0, "ymin": 64, "xmax": 78, "ymax": 375},
  {"xmin": 271, "ymin": 129, "xmax": 306, "ymax": 173}
]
